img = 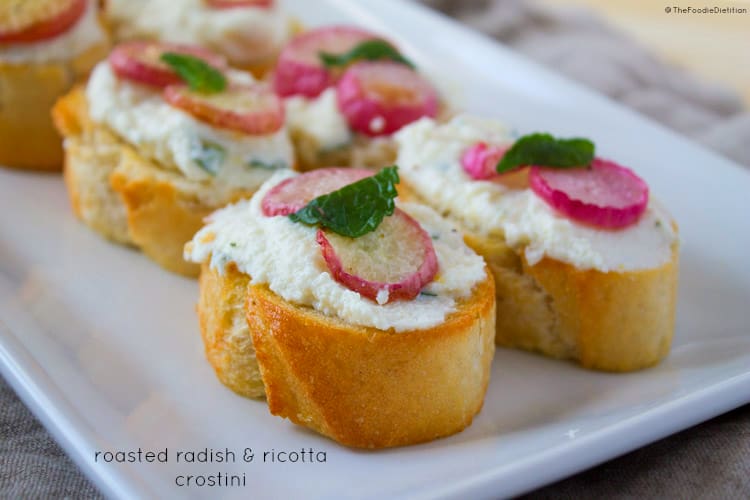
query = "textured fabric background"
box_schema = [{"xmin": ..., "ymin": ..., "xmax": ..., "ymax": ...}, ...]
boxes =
[
  {"xmin": 420, "ymin": 0, "xmax": 750, "ymax": 167},
  {"xmin": 2, "ymin": 0, "xmax": 749, "ymax": 498}
]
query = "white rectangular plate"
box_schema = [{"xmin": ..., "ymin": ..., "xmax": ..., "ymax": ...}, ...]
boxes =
[{"xmin": 2, "ymin": 0, "xmax": 750, "ymax": 498}]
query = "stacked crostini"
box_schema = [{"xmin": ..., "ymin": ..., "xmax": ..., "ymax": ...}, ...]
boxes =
[
  {"xmin": 0, "ymin": 0, "xmax": 683, "ymax": 449},
  {"xmin": 0, "ymin": 0, "xmax": 109, "ymax": 170},
  {"xmin": 53, "ymin": 41, "xmax": 293, "ymax": 276},
  {"xmin": 396, "ymin": 115, "xmax": 679, "ymax": 372},
  {"xmin": 103, "ymin": 0, "xmax": 293, "ymax": 76},
  {"xmin": 185, "ymin": 167, "xmax": 496, "ymax": 448},
  {"xmin": 275, "ymin": 26, "xmax": 443, "ymax": 171}
]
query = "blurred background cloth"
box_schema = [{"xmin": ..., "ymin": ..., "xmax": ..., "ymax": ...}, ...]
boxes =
[
  {"xmin": 420, "ymin": 0, "xmax": 750, "ymax": 167},
  {"xmin": 2, "ymin": 0, "xmax": 749, "ymax": 498}
]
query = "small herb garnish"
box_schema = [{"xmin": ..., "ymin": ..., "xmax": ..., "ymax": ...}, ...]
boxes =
[
  {"xmin": 229, "ymin": 242, "xmax": 238, "ymax": 248},
  {"xmin": 497, "ymin": 133, "xmax": 595, "ymax": 174},
  {"xmin": 420, "ymin": 291, "xmax": 438, "ymax": 297},
  {"xmin": 319, "ymin": 39, "xmax": 415, "ymax": 69},
  {"xmin": 248, "ymin": 159, "xmax": 288, "ymax": 170},
  {"xmin": 191, "ymin": 140, "xmax": 226, "ymax": 175},
  {"xmin": 160, "ymin": 52, "xmax": 226, "ymax": 94},
  {"xmin": 290, "ymin": 166, "xmax": 400, "ymax": 238}
]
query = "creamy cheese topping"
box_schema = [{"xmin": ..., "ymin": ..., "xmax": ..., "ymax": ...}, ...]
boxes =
[
  {"xmin": 396, "ymin": 115, "xmax": 678, "ymax": 272},
  {"xmin": 185, "ymin": 171, "xmax": 488, "ymax": 332},
  {"xmin": 285, "ymin": 88, "xmax": 353, "ymax": 151},
  {"xmin": 86, "ymin": 62, "xmax": 293, "ymax": 191},
  {"xmin": 0, "ymin": 0, "xmax": 107, "ymax": 64},
  {"xmin": 106, "ymin": 0, "xmax": 289, "ymax": 66}
]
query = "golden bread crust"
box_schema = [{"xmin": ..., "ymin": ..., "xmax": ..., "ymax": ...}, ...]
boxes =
[
  {"xmin": 53, "ymin": 85, "xmax": 132, "ymax": 243},
  {"xmin": 110, "ymin": 150, "xmax": 252, "ymax": 278},
  {"xmin": 400, "ymin": 179, "xmax": 679, "ymax": 372},
  {"xmin": 246, "ymin": 270, "xmax": 496, "ymax": 448},
  {"xmin": 520, "ymin": 251, "xmax": 678, "ymax": 372},
  {"xmin": 197, "ymin": 262, "xmax": 266, "ymax": 398},
  {"xmin": 0, "ymin": 40, "xmax": 109, "ymax": 170}
]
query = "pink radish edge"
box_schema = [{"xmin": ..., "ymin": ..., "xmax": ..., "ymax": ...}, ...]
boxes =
[
  {"xmin": 162, "ymin": 83, "xmax": 285, "ymax": 135},
  {"xmin": 273, "ymin": 58, "xmax": 332, "ymax": 99},
  {"xmin": 461, "ymin": 142, "xmax": 507, "ymax": 180},
  {"xmin": 316, "ymin": 210, "xmax": 439, "ymax": 303},
  {"xmin": 336, "ymin": 61, "xmax": 439, "ymax": 137},
  {"xmin": 529, "ymin": 158, "xmax": 649, "ymax": 229},
  {"xmin": 273, "ymin": 26, "xmax": 378, "ymax": 98},
  {"xmin": 110, "ymin": 41, "xmax": 227, "ymax": 88},
  {"xmin": 261, "ymin": 168, "xmax": 374, "ymax": 217}
]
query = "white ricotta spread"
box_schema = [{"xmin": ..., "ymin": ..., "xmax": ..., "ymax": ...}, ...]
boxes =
[
  {"xmin": 285, "ymin": 88, "xmax": 353, "ymax": 151},
  {"xmin": 106, "ymin": 0, "xmax": 289, "ymax": 66},
  {"xmin": 0, "ymin": 0, "xmax": 107, "ymax": 64},
  {"xmin": 185, "ymin": 171, "xmax": 488, "ymax": 332},
  {"xmin": 395, "ymin": 115, "xmax": 678, "ymax": 272},
  {"xmin": 86, "ymin": 62, "xmax": 294, "ymax": 191}
]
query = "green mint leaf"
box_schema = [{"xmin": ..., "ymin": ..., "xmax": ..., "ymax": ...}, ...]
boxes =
[
  {"xmin": 247, "ymin": 159, "xmax": 288, "ymax": 170},
  {"xmin": 319, "ymin": 39, "xmax": 415, "ymax": 69},
  {"xmin": 497, "ymin": 133, "xmax": 595, "ymax": 173},
  {"xmin": 160, "ymin": 52, "xmax": 226, "ymax": 94},
  {"xmin": 191, "ymin": 140, "xmax": 226, "ymax": 175},
  {"xmin": 289, "ymin": 166, "xmax": 400, "ymax": 238}
]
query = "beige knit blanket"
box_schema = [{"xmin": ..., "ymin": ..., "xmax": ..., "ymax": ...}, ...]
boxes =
[{"xmin": 420, "ymin": 0, "xmax": 750, "ymax": 167}]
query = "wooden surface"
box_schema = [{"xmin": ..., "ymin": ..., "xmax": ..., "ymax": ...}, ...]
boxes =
[{"xmin": 541, "ymin": 0, "xmax": 750, "ymax": 104}]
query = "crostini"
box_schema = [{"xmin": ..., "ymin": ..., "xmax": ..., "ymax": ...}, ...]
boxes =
[
  {"xmin": 53, "ymin": 41, "xmax": 294, "ymax": 276},
  {"xmin": 396, "ymin": 115, "xmax": 679, "ymax": 372},
  {"xmin": 275, "ymin": 26, "xmax": 444, "ymax": 171},
  {"xmin": 104, "ymin": 0, "xmax": 292, "ymax": 76},
  {"xmin": 185, "ymin": 167, "xmax": 496, "ymax": 448},
  {"xmin": 0, "ymin": 0, "xmax": 109, "ymax": 170}
]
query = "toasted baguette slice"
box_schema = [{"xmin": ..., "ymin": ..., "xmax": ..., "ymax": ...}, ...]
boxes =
[
  {"xmin": 53, "ymin": 86, "xmax": 257, "ymax": 277},
  {"xmin": 198, "ymin": 262, "xmax": 265, "ymax": 398},
  {"xmin": 53, "ymin": 85, "xmax": 131, "ymax": 244},
  {"xmin": 399, "ymin": 181, "xmax": 679, "ymax": 372},
  {"xmin": 196, "ymin": 261, "xmax": 496, "ymax": 447},
  {"xmin": 246, "ymin": 271, "xmax": 496, "ymax": 449},
  {"xmin": 0, "ymin": 42, "xmax": 108, "ymax": 170},
  {"xmin": 111, "ymin": 149, "xmax": 255, "ymax": 277}
]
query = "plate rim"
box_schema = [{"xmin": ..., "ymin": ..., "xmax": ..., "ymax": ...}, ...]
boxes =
[
  {"xmin": 3, "ymin": 316, "xmax": 749, "ymax": 499},
  {"xmin": 2, "ymin": 0, "xmax": 750, "ymax": 498}
]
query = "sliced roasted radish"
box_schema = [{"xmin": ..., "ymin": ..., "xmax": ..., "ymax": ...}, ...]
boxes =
[
  {"xmin": 205, "ymin": 0, "xmax": 273, "ymax": 8},
  {"xmin": 461, "ymin": 142, "xmax": 506, "ymax": 180},
  {"xmin": 317, "ymin": 209, "xmax": 438, "ymax": 303},
  {"xmin": 273, "ymin": 26, "xmax": 378, "ymax": 98},
  {"xmin": 337, "ymin": 61, "xmax": 438, "ymax": 137},
  {"xmin": 0, "ymin": 0, "xmax": 86, "ymax": 43},
  {"xmin": 262, "ymin": 168, "xmax": 373, "ymax": 216},
  {"xmin": 164, "ymin": 83, "xmax": 284, "ymax": 135},
  {"xmin": 529, "ymin": 158, "xmax": 649, "ymax": 229},
  {"xmin": 109, "ymin": 41, "xmax": 227, "ymax": 88},
  {"xmin": 461, "ymin": 142, "xmax": 529, "ymax": 188}
]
